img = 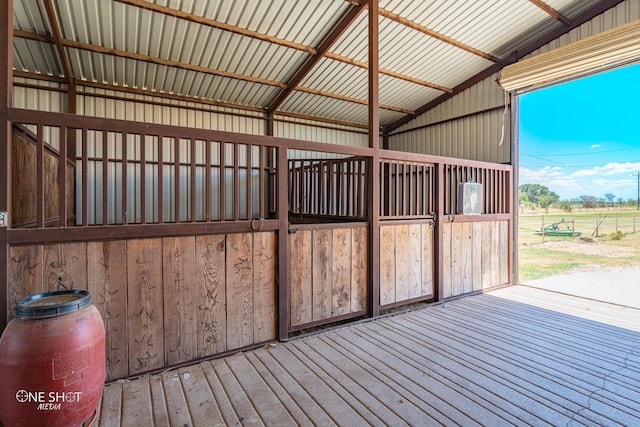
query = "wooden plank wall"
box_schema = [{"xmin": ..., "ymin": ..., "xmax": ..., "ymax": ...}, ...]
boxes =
[
  {"xmin": 12, "ymin": 129, "xmax": 74, "ymax": 227},
  {"xmin": 379, "ymin": 223, "xmax": 434, "ymax": 306},
  {"xmin": 289, "ymin": 225, "xmax": 368, "ymax": 328},
  {"xmin": 441, "ymin": 220, "xmax": 509, "ymax": 299},
  {"xmin": 6, "ymin": 232, "xmax": 277, "ymax": 381}
]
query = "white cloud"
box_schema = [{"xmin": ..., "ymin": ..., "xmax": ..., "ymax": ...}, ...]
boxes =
[
  {"xmin": 519, "ymin": 162, "xmax": 640, "ymax": 200},
  {"xmin": 590, "ymin": 144, "xmax": 600, "ymax": 149}
]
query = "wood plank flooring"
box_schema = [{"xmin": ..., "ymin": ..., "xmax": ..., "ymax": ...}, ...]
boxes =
[{"xmin": 97, "ymin": 285, "xmax": 640, "ymax": 426}]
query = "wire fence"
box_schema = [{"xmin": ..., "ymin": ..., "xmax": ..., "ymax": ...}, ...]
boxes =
[{"xmin": 519, "ymin": 211, "xmax": 640, "ymax": 241}]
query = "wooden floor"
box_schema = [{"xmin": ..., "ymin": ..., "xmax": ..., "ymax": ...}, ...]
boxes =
[{"xmin": 97, "ymin": 285, "xmax": 640, "ymax": 426}]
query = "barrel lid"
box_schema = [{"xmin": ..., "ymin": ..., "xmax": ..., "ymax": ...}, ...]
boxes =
[{"xmin": 14, "ymin": 290, "xmax": 92, "ymax": 319}]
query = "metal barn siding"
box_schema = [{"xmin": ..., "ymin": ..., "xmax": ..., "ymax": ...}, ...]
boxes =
[
  {"xmin": 12, "ymin": 79, "xmax": 67, "ymax": 112},
  {"xmin": 388, "ymin": 0, "xmax": 640, "ymax": 163},
  {"xmin": 389, "ymin": 73, "xmax": 509, "ymax": 163},
  {"xmin": 274, "ymin": 120, "xmax": 368, "ymax": 148},
  {"xmin": 525, "ymin": 0, "xmax": 640, "ymax": 59},
  {"xmin": 77, "ymin": 88, "xmax": 265, "ymax": 135},
  {"xmin": 394, "ymin": 109, "xmax": 510, "ymax": 164}
]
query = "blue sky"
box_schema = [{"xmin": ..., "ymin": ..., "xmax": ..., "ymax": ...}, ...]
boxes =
[{"xmin": 518, "ymin": 62, "xmax": 640, "ymax": 201}]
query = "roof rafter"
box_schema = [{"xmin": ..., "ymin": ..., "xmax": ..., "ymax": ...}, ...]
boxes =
[
  {"xmin": 42, "ymin": 0, "xmax": 74, "ymax": 84},
  {"xmin": 295, "ymin": 85, "xmax": 413, "ymax": 115},
  {"xmin": 62, "ymin": 38, "xmax": 288, "ymax": 88},
  {"xmin": 267, "ymin": 2, "xmax": 367, "ymax": 114},
  {"xmin": 13, "ymin": 69, "xmax": 369, "ymax": 130},
  {"xmin": 377, "ymin": 8, "xmax": 500, "ymax": 63},
  {"xmin": 15, "ymin": 30, "xmax": 411, "ymax": 117},
  {"xmin": 114, "ymin": 0, "xmax": 317, "ymax": 55},
  {"xmin": 385, "ymin": 0, "xmax": 626, "ymax": 133},
  {"xmin": 529, "ymin": 0, "xmax": 572, "ymax": 26},
  {"xmin": 325, "ymin": 52, "xmax": 452, "ymax": 93},
  {"xmin": 115, "ymin": 0, "xmax": 451, "ymax": 95}
]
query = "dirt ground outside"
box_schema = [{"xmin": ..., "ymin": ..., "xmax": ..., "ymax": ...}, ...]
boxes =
[{"xmin": 518, "ymin": 228, "xmax": 640, "ymax": 309}]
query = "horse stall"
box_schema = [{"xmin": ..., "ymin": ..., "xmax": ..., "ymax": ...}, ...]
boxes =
[{"xmin": 3, "ymin": 108, "xmax": 512, "ymax": 382}]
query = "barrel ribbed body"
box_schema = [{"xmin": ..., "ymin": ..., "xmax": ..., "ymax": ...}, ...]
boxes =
[{"xmin": 0, "ymin": 290, "xmax": 105, "ymax": 427}]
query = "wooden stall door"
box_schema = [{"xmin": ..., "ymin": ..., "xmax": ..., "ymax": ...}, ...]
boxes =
[{"xmin": 289, "ymin": 224, "xmax": 368, "ymax": 330}]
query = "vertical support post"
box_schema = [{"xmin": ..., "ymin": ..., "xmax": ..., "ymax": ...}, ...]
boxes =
[
  {"xmin": 510, "ymin": 92, "xmax": 518, "ymax": 285},
  {"xmin": 434, "ymin": 164, "xmax": 444, "ymax": 301},
  {"xmin": 277, "ymin": 146, "xmax": 290, "ymax": 340},
  {"xmin": 0, "ymin": 0, "xmax": 13, "ymax": 331},
  {"xmin": 367, "ymin": 0, "xmax": 381, "ymax": 317},
  {"xmin": 266, "ymin": 112, "xmax": 274, "ymax": 137}
]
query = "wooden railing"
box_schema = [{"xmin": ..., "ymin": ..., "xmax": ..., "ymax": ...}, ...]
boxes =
[
  {"xmin": 380, "ymin": 159, "xmax": 435, "ymax": 219},
  {"xmin": 443, "ymin": 163, "xmax": 511, "ymax": 215},
  {"xmin": 288, "ymin": 157, "xmax": 368, "ymax": 219},
  {"xmin": 9, "ymin": 111, "xmax": 277, "ymax": 230}
]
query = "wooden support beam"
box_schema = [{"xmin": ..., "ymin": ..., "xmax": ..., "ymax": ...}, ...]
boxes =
[
  {"xmin": 0, "ymin": 0, "xmax": 12, "ymax": 332},
  {"xmin": 43, "ymin": 0, "xmax": 75, "ymax": 88},
  {"xmin": 267, "ymin": 3, "xmax": 367, "ymax": 113},
  {"xmin": 325, "ymin": 52, "xmax": 453, "ymax": 93},
  {"xmin": 368, "ymin": 0, "xmax": 381, "ymax": 318},
  {"xmin": 111, "ymin": 2, "xmax": 449, "ymax": 94},
  {"xmin": 63, "ymin": 39, "xmax": 288, "ymax": 89},
  {"xmin": 378, "ymin": 8, "xmax": 500, "ymax": 63},
  {"xmin": 114, "ymin": 0, "xmax": 317, "ymax": 55},
  {"xmin": 295, "ymin": 85, "xmax": 413, "ymax": 115},
  {"xmin": 529, "ymin": 0, "xmax": 572, "ymax": 26}
]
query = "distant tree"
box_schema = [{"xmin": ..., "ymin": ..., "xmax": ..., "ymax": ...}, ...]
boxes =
[
  {"xmin": 558, "ymin": 201, "xmax": 573, "ymax": 213},
  {"xmin": 519, "ymin": 184, "xmax": 557, "ymax": 207},
  {"xmin": 604, "ymin": 193, "xmax": 616, "ymax": 207},
  {"xmin": 538, "ymin": 193, "xmax": 560, "ymax": 213},
  {"xmin": 579, "ymin": 195, "xmax": 597, "ymax": 209},
  {"xmin": 617, "ymin": 197, "xmax": 624, "ymax": 205}
]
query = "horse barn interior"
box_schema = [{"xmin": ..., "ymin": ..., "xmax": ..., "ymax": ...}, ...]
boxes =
[{"xmin": 1, "ymin": 0, "xmax": 640, "ymax": 415}]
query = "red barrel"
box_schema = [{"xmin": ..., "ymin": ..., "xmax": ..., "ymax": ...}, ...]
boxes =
[{"xmin": 0, "ymin": 290, "xmax": 105, "ymax": 427}]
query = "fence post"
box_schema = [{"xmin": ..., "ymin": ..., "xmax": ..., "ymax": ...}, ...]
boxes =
[{"xmin": 595, "ymin": 214, "xmax": 599, "ymax": 237}]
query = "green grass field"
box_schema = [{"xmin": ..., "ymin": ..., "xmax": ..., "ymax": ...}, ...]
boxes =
[{"xmin": 518, "ymin": 209, "xmax": 640, "ymax": 283}]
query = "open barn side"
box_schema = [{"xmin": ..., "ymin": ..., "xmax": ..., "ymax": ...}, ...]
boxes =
[{"xmin": 3, "ymin": 108, "xmax": 512, "ymax": 381}]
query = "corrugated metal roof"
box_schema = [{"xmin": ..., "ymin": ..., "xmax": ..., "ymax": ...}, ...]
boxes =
[{"xmin": 11, "ymin": 0, "xmax": 620, "ymax": 128}]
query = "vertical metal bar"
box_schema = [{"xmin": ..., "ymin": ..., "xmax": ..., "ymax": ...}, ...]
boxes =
[
  {"xmin": 220, "ymin": 141, "xmax": 226, "ymax": 221},
  {"xmin": 277, "ymin": 147, "xmax": 290, "ymax": 340},
  {"xmin": 328, "ymin": 161, "xmax": 334, "ymax": 215},
  {"xmin": 409, "ymin": 163, "xmax": 414, "ymax": 216},
  {"xmin": 205, "ymin": 139, "xmax": 211, "ymax": 221},
  {"xmin": 157, "ymin": 136, "xmax": 164, "ymax": 223},
  {"xmin": 318, "ymin": 161, "xmax": 325, "ymax": 215},
  {"xmin": 191, "ymin": 138, "xmax": 196, "ymax": 222},
  {"xmin": 234, "ymin": 143, "xmax": 239, "ymax": 221},
  {"xmin": 246, "ymin": 144, "xmax": 252, "ymax": 220},
  {"xmin": 259, "ymin": 145, "xmax": 265, "ymax": 218},
  {"xmin": 102, "ymin": 131, "xmax": 108, "ymax": 225},
  {"xmin": 395, "ymin": 162, "xmax": 400, "ymax": 216},
  {"xmin": 175, "ymin": 137, "xmax": 181, "ymax": 222},
  {"xmin": 81, "ymin": 128, "xmax": 88, "ymax": 226},
  {"xmin": 58, "ymin": 127, "xmax": 68, "ymax": 226},
  {"xmin": 356, "ymin": 159, "xmax": 362, "ymax": 217},
  {"xmin": 140, "ymin": 133, "xmax": 146, "ymax": 224},
  {"xmin": 122, "ymin": 132, "xmax": 128, "ymax": 225},
  {"xmin": 36, "ymin": 124, "xmax": 45, "ymax": 228},
  {"xmin": 305, "ymin": 160, "xmax": 312, "ymax": 214},
  {"xmin": 288, "ymin": 160, "xmax": 293, "ymax": 213}
]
